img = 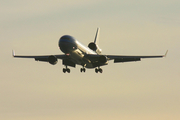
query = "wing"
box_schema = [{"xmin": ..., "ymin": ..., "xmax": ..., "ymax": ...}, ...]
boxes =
[
  {"xmin": 85, "ymin": 50, "xmax": 167, "ymax": 64},
  {"xmin": 107, "ymin": 50, "xmax": 168, "ymax": 63},
  {"xmin": 12, "ymin": 50, "xmax": 67, "ymax": 62}
]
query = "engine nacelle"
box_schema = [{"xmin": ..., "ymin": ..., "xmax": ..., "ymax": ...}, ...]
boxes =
[
  {"xmin": 88, "ymin": 42, "xmax": 102, "ymax": 54},
  {"xmin": 99, "ymin": 55, "xmax": 107, "ymax": 63},
  {"xmin": 88, "ymin": 42, "xmax": 97, "ymax": 51},
  {"xmin": 48, "ymin": 55, "xmax": 58, "ymax": 65}
]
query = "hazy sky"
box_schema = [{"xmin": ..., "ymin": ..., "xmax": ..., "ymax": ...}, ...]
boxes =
[{"xmin": 0, "ymin": 0, "xmax": 180, "ymax": 120}]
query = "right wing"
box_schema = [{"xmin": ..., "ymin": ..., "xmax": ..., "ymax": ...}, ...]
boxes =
[{"xmin": 12, "ymin": 50, "xmax": 67, "ymax": 62}]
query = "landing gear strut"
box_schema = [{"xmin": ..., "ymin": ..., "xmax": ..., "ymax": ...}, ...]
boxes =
[
  {"xmin": 95, "ymin": 67, "xmax": 103, "ymax": 73},
  {"xmin": 80, "ymin": 64, "xmax": 86, "ymax": 73},
  {"xmin": 63, "ymin": 66, "xmax": 70, "ymax": 73}
]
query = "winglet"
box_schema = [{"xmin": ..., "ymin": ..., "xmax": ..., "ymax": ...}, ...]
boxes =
[
  {"xmin": 12, "ymin": 50, "xmax": 15, "ymax": 57},
  {"xmin": 164, "ymin": 50, "xmax": 168, "ymax": 57}
]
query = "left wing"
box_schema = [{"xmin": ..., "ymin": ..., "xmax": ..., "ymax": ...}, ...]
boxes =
[{"xmin": 107, "ymin": 50, "xmax": 168, "ymax": 63}]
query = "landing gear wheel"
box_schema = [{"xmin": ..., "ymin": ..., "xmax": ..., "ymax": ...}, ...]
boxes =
[
  {"xmin": 63, "ymin": 68, "xmax": 66, "ymax": 73},
  {"xmin": 80, "ymin": 68, "xmax": 86, "ymax": 73},
  {"xmin": 63, "ymin": 67, "xmax": 70, "ymax": 73},
  {"xmin": 67, "ymin": 68, "xmax": 70, "ymax": 73},
  {"xmin": 95, "ymin": 68, "xmax": 103, "ymax": 73},
  {"xmin": 99, "ymin": 68, "xmax": 103, "ymax": 73},
  {"xmin": 95, "ymin": 68, "xmax": 98, "ymax": 73}
]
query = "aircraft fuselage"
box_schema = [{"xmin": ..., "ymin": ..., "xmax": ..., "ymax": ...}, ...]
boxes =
[{"xmin": 59, "ymin": 35, "xmax": 104, "ymax": 68}]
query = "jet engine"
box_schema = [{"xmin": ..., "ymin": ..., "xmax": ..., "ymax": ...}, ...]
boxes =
[
  {"xmin": 99, "ymin": 55, "xmax": 107, "ymax": 63},
  {"xmin": 48, "ymin": 55, "xmax": 58, "ymax": 65},
  {"xmin": 88, "ymin": 42, "xmax": 102, "ymax": 54}
]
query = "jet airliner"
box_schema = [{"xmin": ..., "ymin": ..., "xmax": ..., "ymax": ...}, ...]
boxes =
[{"xmin": 13, "ymin": 28, "xmax": 167, "ymax": 73}]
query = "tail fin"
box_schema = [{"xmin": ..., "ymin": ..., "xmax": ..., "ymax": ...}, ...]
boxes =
[
  {"xmin": 88, "ymin": 28, "xmax": 102, "ymax": 54},
  {"xmin": 94, "ymin": 28, "xmax": 100, "ymax": 44}
]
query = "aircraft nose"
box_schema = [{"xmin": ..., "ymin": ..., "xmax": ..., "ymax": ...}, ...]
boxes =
[
  {"xmin": 60, "ymin": 35, "xmax": 76, "ymax": 43},
  {"xmin": 59, "ymin": 35, "xmax": 77, "ymax": 53}
]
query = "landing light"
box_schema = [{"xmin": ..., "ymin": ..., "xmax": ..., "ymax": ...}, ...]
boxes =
[{"xmin": 66, "ymin": 53, "xmax": 70, "ymax": 56}]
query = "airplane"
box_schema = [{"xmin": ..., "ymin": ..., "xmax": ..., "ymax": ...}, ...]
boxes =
[{"xmin": 13, "ymin": 28, "xmax": 168, "ymax": 73}]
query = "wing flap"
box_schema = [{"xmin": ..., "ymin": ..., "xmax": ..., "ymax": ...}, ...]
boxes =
[
  {"xmin": 114, "ymin": 58, "xmax": 141, "ymax": 63},
  {"xmin": 107, "ymin": 51, "xmax": 167, "ymax": 63},
  {"xmin": 35, "ymin": 57, "xmax": 48, "ymax": 62},
  {"xmin": 107, "ymin": 55, "xmax": 164, "ymax": 59},
  {"xmin": 107, "ymin": 55, "xmax": 164, "ymax": 63}
]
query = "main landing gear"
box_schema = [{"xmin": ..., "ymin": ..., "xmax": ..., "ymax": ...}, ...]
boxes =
[
  {"xmin": 95, "ymin": 67, "xmax": 103, "ymax": 73},
  {"xmin": 62, "ymin": 66, "xmax": 103, "ymax": 73},
  {"xmin": 80, "ymin": 64, "xmax": 86, "ymax": 73},
  {"xmin": 80, "ymin": 68, "xmax": 86, "ymax": 72},
  {"xmin": 63, "ymin": 66, "xmax": 70, "ymax": 73}
]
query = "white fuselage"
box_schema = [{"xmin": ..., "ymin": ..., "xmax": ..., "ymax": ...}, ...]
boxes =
[{"xmin": 59, "ymin": 35, "xmax": 104, "ymax": 68}]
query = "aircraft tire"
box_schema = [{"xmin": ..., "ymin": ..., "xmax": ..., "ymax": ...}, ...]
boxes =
[
  {"xmin": 99, "ymin": 68, "xmax": 103, "ymax": 73},
  {"xmin": 63, "ymin": 68, "xmax": 66, "ymax": 73},
  {"xmin": 81, "ymin": 68, "xmax": 86, "ymax": 72},
  {"xmin": 67, "ymin": 68, "xmax": 70, "ymax": 73},
  {"xmin": 95, "ymin": 68, "xmax": 98, "ymax": 73}
]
